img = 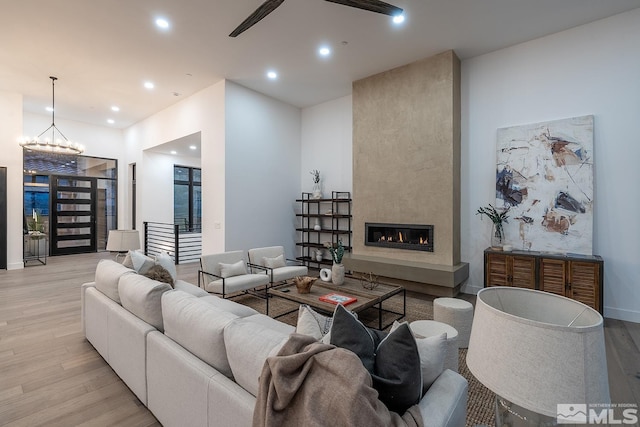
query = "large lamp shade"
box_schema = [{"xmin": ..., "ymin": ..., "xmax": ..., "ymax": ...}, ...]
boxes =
[
  {"xmin": 466, "ymin": 287, "xmax": 609, "ymax": 418},
  {"xmin": 106, "ymin": 230, "xmax": 140, "ymax": 252}
]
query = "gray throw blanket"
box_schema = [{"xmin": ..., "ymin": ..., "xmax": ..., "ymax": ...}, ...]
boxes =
[{"xmin": 253, "ymin": 333, "xmax": 424, "ymax": 427}]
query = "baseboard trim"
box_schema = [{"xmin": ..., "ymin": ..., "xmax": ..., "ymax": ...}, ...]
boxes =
[
  {"xmin": 7, "ymin": 261, "xmax": 24, "ymax": 270},
  {"xmin": 604, "ymin": 306, "xmax": 640, "ymax": 323}
]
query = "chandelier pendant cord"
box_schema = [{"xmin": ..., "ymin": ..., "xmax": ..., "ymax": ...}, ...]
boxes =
[{"xmin": 36, "ymin": 76, "xmax": 70, "ymax": 142}]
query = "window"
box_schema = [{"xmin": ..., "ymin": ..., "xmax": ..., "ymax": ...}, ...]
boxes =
[{"xmin": 174, "ymin": 166, "xmax": 201, "ymax": 232}]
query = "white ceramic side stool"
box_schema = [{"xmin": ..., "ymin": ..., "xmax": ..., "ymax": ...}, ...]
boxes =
[
  {"xmin": 409, "ymin": 320, "xmax": 459, "ymax": 372},
  {"xmin": 433, "ymin": 297, "xmax": 474, "ymax": 348}
]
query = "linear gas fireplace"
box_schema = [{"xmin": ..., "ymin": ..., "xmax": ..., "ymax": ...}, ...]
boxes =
[{"xmin": 365, "ymin": 223, "xmax": 434, "ymax": 252}]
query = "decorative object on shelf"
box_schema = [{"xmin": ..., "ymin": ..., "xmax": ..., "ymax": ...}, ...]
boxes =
[
  {"xmin": 310, "ymin": 169, "xmax": 322, "ymax": 199},
  {"xmin": 476, "ymin": 204, "xmax": 510, "ymax": 250},
  {"xmin": 293, "ymin": 276, "xmax": 316, "ymax": 294},
  {"xmin": 359, "ymin": 272, "xmax": 379, "ymax": 290},
  {"xmin": 18, "ymin": 76, "xmax": 84, "ymax": 155},
  {"xmin": 327, "ymin": 239, "xmax": 345, "ymax": 285},
  {"xmin": 106, "ymin": 230, "xmax": 141, "ymax": 262},
  {"xmin": 313, "ymin": 217, "xmax": 321, "ymax": 231},
  {"xmin": 497, "ymin": 116, "xmax": 594, "ymax": 254},
  {"xmin": 319, "ymin": 268, "xmax": 332, "ymax": 282},
  {"xmin": 315, "ymin": 249, "xmax": 323, "ymax": 262},
  {"xmin": 467, "ymin": 287, "xmax": 609, "ymax": 427}
]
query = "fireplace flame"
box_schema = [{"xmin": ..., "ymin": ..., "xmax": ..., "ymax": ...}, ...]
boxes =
[{"xmin": 398, "ymin": 232, "xmax": 403, "ymax": 243}]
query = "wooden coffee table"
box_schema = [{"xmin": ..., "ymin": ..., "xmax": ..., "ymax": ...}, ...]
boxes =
[{"xmin": 267, "ymin": 277, "xmax": 405, "ymax": 330}]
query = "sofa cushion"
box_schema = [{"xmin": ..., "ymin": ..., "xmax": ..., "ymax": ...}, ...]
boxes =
[
  {"xmin": 200, "ymin": 295, "xmax": 259, "ymax": 318},
  {"xmin": 161, "ymin": 290, "xmax": 238, "ymax": 378},
  {"xmin": 94, "ymin": 259, "xmax": 135, "ymax": 303},
  {"xmin": 242, "ymin": 313, "xmax": 295, "ymax": 336},
  {"xmin": 118, "ymin": 273, "xmax": 172, "ymax": 331},
  {"xmin": 224, "ymin": 317, "xmax": 290, "ymax": 396},
  {"xmin": 330, "ymin": 305, "xmax": 422, "ymax": 414},
  {"xmin": 174, "ymin": 279, "xmax": 209, "ymax": 297},
  {"xmin": 205, "ymin": 274, "xmax": 270, "ymax": 295}
]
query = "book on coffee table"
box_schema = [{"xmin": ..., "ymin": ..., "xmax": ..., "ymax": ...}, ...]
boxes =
[{"xmin": 318, "ymin": 293, "xmax": 357, "ymax": 306}]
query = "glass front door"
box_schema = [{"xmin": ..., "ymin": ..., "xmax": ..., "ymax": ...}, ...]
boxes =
[{"xmin": 50, "ymin": 176, "xmax": 97, "ymax": 255}]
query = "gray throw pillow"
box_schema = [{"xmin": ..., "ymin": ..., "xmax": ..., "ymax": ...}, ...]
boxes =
[{"xmin": 330, "ymin": 304, "xmax": 422, "ymax": 414}]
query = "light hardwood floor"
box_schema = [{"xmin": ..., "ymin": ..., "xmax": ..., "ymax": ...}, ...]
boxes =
[{"xmin": 1, "ymin": 253, "xmax": 638, "ymax": 426}]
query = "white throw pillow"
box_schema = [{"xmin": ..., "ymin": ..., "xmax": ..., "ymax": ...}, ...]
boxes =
[
  {"xmin": 218, "ymin": 260, "xmax": 247, "ymax": 278},
  {"xmin": 129, "ymin": 250, "xmax": 155, "ymax": 274},
  {"xmin": 295, "ymin": 304, "xmax": 334, "ymax": 344},
  {"xmin": 391, "ymin": 321, "xmax": 446, "ymax": 392},
  {"xmin": 263, "ymin": 254, "xmax": 286, "ymax": 269},
  {"xmin": 155, "ymin": 251, "xmax": 177, "ymax": 281}
]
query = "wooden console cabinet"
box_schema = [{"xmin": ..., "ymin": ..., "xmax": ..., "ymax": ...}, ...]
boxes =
[{"xmin": 484, "ymin": 248, "xmax": 604, "ymax": 313}]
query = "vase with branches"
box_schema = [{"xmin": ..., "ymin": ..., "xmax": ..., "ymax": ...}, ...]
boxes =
[
  {"xmin": 325, "ymin": 240, "xmax": 345, "ymax": 285},
  {"xmin": 310, "ymin": 169, "xmax": 322, "ymax": 199},
  {"xmin": 476, "ymin": 204, "xmax": 510, "ymax": 248}
]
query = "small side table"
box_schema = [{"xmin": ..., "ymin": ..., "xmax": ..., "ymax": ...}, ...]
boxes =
[
  {"xmin": 24, "ymin": 234, "xmax": 47, "ymax": 266},
  {"xmin": 433, "ymin": 297, "xmax": 474, "ymax": 348},
  {"xmin": 410, "ymin": 320, "xmax": 459, "ymax": 372}
]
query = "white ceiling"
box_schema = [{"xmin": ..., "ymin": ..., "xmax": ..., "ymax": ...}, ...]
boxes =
[{"xmin": 2, "ymin": 0, "xmax": 638, "ymax": 129}]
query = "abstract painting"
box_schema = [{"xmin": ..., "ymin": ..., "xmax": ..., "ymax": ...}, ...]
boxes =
[{"xmin": 496, "ymin": 115, "xmax": 594, "ymax": 255}]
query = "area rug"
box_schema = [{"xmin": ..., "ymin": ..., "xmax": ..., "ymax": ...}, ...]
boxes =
[{"xmin": 234, "ymin": 292, "xmax": 496, "ymax": 427}]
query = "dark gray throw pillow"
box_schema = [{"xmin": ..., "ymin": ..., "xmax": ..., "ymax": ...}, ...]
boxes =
[
  {"xmin": 373, "ymin": 322, "xmax": 422, "ymax": 414},
  {"xmin": 330, "ymin": 304, "xmax": 422, "ymax": 414}
]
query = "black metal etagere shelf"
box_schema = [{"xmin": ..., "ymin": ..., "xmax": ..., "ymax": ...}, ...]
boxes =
[{"xmin": 296, "ymin": 191, "xmax": 352, "ymax": 268}]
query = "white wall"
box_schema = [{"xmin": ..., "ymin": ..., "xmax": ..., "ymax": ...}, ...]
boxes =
[
  {"xmin": 0, "ymin": 91, "xmax": 24, "ymax": 269},
  {"xmin": 460, "ymin": 9, "xmax": 640, "ymax": 322},
  {"xmin": 124, "ymin": 81, "xmax": 225, "ymax": 254},
  {"xmin": 301, "ymin": 95, "xmax": 353, "ymax": 195},
  {"xmin": 224, "ymin": 82, "xmax": 302, "ymax": 258}
]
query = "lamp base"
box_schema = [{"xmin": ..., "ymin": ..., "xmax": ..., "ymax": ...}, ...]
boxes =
[
  {"xmin": 496, "ymin": 396, "xmax": 558, "ymax": 427},
  {"xmin": 114, "ymin": 252, "xmax": 127, "ymax": 263}
]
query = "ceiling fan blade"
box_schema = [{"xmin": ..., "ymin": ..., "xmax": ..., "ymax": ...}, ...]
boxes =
[
  {"xmin": 229, "ymin": 0, "xmax": 286, "ymax": 37},
  {"xmin": 324, "ymin": 0, "xmax": 402, "ymax": 16}
]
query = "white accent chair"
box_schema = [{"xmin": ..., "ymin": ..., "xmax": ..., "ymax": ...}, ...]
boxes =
[
  {"xmin": 199, "ymin": 251, "xmax": 270, "ymax": 298},
  {"xmin": 248, "ymin": 246, "xmax": 308, "ymax": 286}
]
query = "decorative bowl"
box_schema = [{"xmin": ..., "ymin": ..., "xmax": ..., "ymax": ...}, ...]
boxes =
[{"xmin": 293, "ymin": 276, "xmax": 316, "ymax": 294}]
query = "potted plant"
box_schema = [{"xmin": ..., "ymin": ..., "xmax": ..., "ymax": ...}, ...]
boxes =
[
  {"xmin": 326, "ymin": 239, "xmax": 345, "ymax": 285},
  {"xmin": 476, "ymin": 204, "xmax": 510, "ymax": 249},
  {"xmin": 310, "ymin": 169, "xmax": 322, "ymax": 199}
]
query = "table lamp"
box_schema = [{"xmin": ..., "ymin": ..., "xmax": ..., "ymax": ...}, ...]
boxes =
[
  {"xmin": 106, "ymin": 230, "xmax": 140, "ymax": 262},
  {"xmin": 467, "ymin": 287, "xmax": 610, "ymax": 426}
]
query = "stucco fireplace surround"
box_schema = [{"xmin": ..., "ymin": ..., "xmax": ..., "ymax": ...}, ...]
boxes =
[{"xmin": 346, "ymin": 50, "xmax": 469, "ymax": 297}]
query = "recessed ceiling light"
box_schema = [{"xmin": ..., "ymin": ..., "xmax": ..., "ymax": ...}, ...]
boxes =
[
  {"xmin": 170, "ymin": 150, "xmax": 177, "ymax": 155},
  {"xmin": 189, "ymin": 145, "xmax": 197, "ymax": 150},
  {"xmin": 144, "ymin": 81, "xmax": 155, "ymax": 89},
  {"xmin": 155, "ymin": 18, "xmax": 170, "ymax": 30},
  {"xmin": 392, "ymin": 14, "xmax": 405, "ymax": 24},
  {"xmin": 111, "ymin": 106, "xmax": 120, "ymax": 112},
  {"xmin": 267, "ymin": 71, "xmax": 278, "ymax": 80},
  {"xmin": 45, "ymin": 106, "xmax": 54, "ymax": 112},
  {"xmin": 107, "ymin": 119, "xmax": 115, "ymax": 124},
  {"xmin": 319, "ymin": 46, "xmax": 331, "ymax": 57}
]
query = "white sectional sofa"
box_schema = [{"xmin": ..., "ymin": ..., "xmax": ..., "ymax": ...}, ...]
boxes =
[{"xmin": 81, "ymin": 259, "xmax": 468, "ymax": 427}]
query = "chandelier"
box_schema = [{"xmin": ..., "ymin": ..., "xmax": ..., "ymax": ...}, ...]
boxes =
[{"xmin": 18, "ymin": 76, "xmax": 84, "ymax": 155}]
